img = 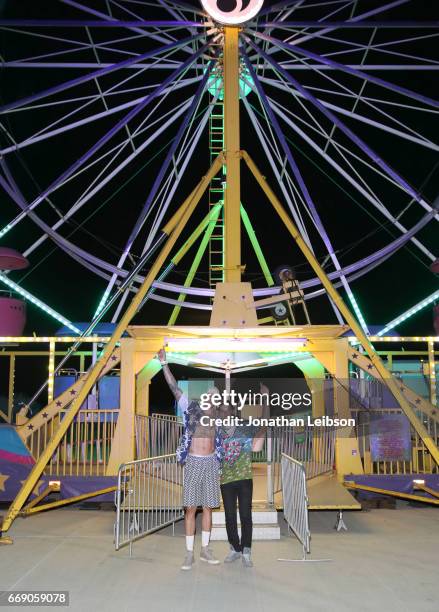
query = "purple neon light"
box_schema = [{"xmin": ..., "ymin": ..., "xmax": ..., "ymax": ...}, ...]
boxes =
[{"xmin": 0, "ymin": 19, "xmax": 203, "ymax": 27}]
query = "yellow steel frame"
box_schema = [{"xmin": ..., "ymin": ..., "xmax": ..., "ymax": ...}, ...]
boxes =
[
  {"xmin": 0, "ymin": 154, "xmax": 224, "ymax": 537},
  {"xmin": 345, "ymin": 481, "xmax": 439, "ymax": 505},
  {"xmin": 223, "ymin": 27, "xmax": 242, "ymax": 282},
  {"xmin": 242, "ymin": 151, "xmax": 439, "ymax": 467}
]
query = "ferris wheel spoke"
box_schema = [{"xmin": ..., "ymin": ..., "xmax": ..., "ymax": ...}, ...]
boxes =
[
  {"xmin": 21, "ymin": 99, "xmax": 193, "ymax": 266},
  {"xmin": 107, "ymin": 0, "xmax": 180, "ymax": 46},
  {"xmin": 58, "ymin": 0, "xmax": 202, "ymax": 50},
  {"xmin": 0, "ymin": 33, "xmax": 202, "ymax": 114},
  {"xmin": 266, "ymin": 91, "xmax": 436, "ymax": 260},
  {"xmin": 246, "ymin": 37, "xmax": 439, "ymax": 223},
  {"xmin": 242, "ymin": 95, "xmax": 312, "ymax": 246},
  {"xmin": 258, "ymin": 70, "xmax": 438, "ymax": 152},
  {"xmin": 265, "ymin": 97, "xmax": 436, "ymax": 263},
  {"xmin": 243, "ymin": 53, "xmax": 360, "ymax": 327},
  {"xmin": 100, "ymin": 58, "xmax": 215, "ymax": 287},
  {"xmin": 254, "ymin": 32, "xmax": 439, "ymax": 110},
  {"xmin": 103, "ymin": 100, "xmax": 216, "ymax": 320},
  {"xmin": 0, "ymin": 45, "xmax": 207, "ymax": 242}
]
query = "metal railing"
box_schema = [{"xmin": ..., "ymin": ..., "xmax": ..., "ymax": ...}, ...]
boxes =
[
  {"xmin": 114, "ymin": 453, "xmax": 184, "ymax": 553},
  {"xmin": 135, "ymin": 415, "xmax": 183, "ymax": 459},
  {"xmin": 280, "ymin": 453, "xmax": 310, "ymax": 559},
  {"xmin": 269, "ymin": 424, "xmax": 336, "ymax": 503},
  {"xmin": 25, "ymin": 409, "xmax": 119, "ymax": 476}
]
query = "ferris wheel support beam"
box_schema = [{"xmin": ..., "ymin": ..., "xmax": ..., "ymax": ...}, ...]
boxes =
[
  {"xmin": 0, "ymin": 44, "xmax": 207, "ymax": 241},
  {"xmin": 283, "ymin": 0, "xmax": 410, "ymax": 47},
  {"xmin": 246, "ymin": 38, "xmax": 439, "ymax": 223},
  {"xmin": 242, "ymin": 96, "xmax": 312, "ymax": 244},
  {"xmin": 0, "ymin": 82, "xmax": 196, "ymax": 155},
  {"xmin": 243, "ymin": 51, "xmax": 364, "ymax": 329},
  {"xmin": 253, "ymin": 32, "xmax": 439, "ymax": 110},
  {"xmin": 111, "ymin": 100, "xmax": 217, "ymax": 321},
  {"xmin": 223, "ymin": 26, "xmax": 242, "ymax": 283},
  {"xmin": 95, "ymin": 60, "xmax": 215, "ymax": 316},
  {"xmin": 0, "ymin": 33, "xmax": 202, "ymax": 115},
  {"xmin": 18, "ymin": 100, "xmax": 193, "ymax": 264},
  {"xmin": 259, "ymin": 75, "xmax": 438, "ymax": 152},
  {"xmin": 266, "ymin": 98, "xmax": 436, "ymax": 262},
  {"xmin": 243, "ymin": 150, "xmax": 439, "ymax": 467},
  {"xmin": 0, "ymin": 153, "xmax": 225, "ymax": 538}
]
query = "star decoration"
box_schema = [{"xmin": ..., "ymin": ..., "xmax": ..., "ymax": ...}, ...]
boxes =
[
  {"xmin": 56, "ymin": 401, "xmax": 62, "ymax": 407},
  {"xmin": 351, "ymin": 353, "xmax": 358, "ymax": 359},
  {"xmin": 20, "ymin": 478, "xmax": 45, "ymax": 497},
  {"xmin": 0, "ymin": 473, "xmax": 10, "ymax": 492},
  {"xmin": 42, "ymin": 412, "xmax": 48, "ymax": 419},
  {"xmin": 70, "ymin": 389, "xmax": 76, "ymax": 396},
  {"xmin": 367, "ymin": 364, "xmax": 373, "ymax": 370},
  {"xmin": 415, "ymin": 399, "xmax": 421, "ymax": 405},
  {"xmin": 27, "ymin": 424, "xmax": 34, "ymax": 430},
  {"xmin": 111, "ymin": 355, "xmax": 117, "ymax": 361}
]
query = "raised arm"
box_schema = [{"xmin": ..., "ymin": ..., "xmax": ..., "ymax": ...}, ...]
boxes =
[{"xmin": 158, "ymin": 348, "xmax": 182, "ymax": 401}]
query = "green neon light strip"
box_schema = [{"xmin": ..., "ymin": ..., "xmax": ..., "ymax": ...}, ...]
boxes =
[
  {"xmin": 168, "ymin": 204, "xmax": 222, "ymax": 325},
  {"xmin": 378, "ymin": 289, "xmax": 439, "ymax": 336},
  {"xmin": 241, "ymin": 204, "xmax": 274, "ymax": 287},
  {"xmin": 0, "ymin": 271, "xmax": 81, "ymax": 334}
]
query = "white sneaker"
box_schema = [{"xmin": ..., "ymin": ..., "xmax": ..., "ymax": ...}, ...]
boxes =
[
  {"xmin": 200, "ymin": 546, "xmax": 220, "ymax": 565},
  {"xmin": 242, "ymin": 547, "xmax": 253, "ymax": 568},
  {"xmin": 181, "ymin": 550, "xmax": 194, "ymax": 570},
  {"xmin": 224, "ymin": 546, "xmax": 242, "ymax": 563}
]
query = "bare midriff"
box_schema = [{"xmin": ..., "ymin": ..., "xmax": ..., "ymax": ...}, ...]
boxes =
[{"xmin": 189, "ymin": 417, "xmax": 215, "ymax": 456}]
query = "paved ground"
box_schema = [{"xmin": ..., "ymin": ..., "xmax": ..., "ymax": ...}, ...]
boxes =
[{"xmin": 1, "ymin": 503, "xmax": 438, "ymax": 611}]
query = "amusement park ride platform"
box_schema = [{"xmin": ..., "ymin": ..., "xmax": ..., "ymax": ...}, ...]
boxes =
[{"xmin": 0, "ymin": 1, "xmax": 438, "ymax": 544}]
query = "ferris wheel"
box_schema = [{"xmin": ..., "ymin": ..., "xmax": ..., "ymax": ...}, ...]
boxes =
[{"xmin": 0, "ymin": 0, "xmax": 438, "ymax": 334}]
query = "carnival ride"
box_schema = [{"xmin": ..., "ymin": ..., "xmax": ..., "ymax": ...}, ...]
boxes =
[{"xmin": 0, "ymin": 0, "xmax": 438, "ymax": 544}]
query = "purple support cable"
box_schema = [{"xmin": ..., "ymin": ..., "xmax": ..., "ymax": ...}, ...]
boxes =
[
  {"xmin": 0, "ymin": 19, "xmax": 203, "ymax": 27},
  {"xmin": 11, "ymin": 43, "xmax": 209, "ymax": 222},
  {"xmin": 0, "ymin": 33, "xmax": 202, "ymax": 114},
  {"xmin": 245, "ymin": 37, "xmax": 429, "ymax": 208},
  {"xmin": 253, "ymin": 32, "xmax": 439, "ymax": 109},
  {"xmin": 123, "ymin": 58, "xmax": 217, "ymax": 253}
]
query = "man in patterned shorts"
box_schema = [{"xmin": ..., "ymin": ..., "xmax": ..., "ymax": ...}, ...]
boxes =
[{"xmin": 158, "ymin": 349, "xmax": 223, "ymax": 571}]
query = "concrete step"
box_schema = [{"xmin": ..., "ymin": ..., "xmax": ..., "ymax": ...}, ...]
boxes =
[
  {"xmin": 211, "ymin": 506, "xmax": 281, "ymax": 540},
  {"xmin": 211, "ymin": 524, "xmax": 281, "ymax": 541},
  {"xmin": 212, "ymin": 508, "xmax": 279, "ymax": 525}
]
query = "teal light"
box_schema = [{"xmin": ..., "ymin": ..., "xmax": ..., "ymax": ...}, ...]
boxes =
[
  {"xmin": 0, "ymin": 271, "xmax": 81, "ymax": 334},
  {"xmin": 207, "ymin": 65, "xmax": 253, "ymax": 100}
]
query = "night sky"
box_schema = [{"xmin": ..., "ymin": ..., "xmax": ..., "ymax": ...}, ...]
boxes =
[{"xmin": 0, "ymin": 0, "xmax": 438, "ymax": 343}]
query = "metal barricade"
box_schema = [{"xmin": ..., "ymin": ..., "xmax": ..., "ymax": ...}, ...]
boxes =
[
  {"xmin": 135, "ymin": 415, "xmax": 183, "ymax": 459},
  {"xmin": 268, "ymin": 424, "xmax": 336, "ymax": 504},
  {"xmin": 114, "ymin": 453, "xmax": 184, "ymax": 553},
  {"xmin": 280, "ymin": 453, "xmax": 310, "ymax": 559}
]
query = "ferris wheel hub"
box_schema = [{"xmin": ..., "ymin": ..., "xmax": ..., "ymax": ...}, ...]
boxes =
[{"xmin": 200, "ymin": 1, "xmax": 264, "ymax": 26}]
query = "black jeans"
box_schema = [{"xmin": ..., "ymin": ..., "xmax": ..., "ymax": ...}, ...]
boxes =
[{"xmin": 220, "ymin": 478, "xmax": 253, "ymax": 551}]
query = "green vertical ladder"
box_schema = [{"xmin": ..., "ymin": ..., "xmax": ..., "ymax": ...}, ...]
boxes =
[{"xmin": 208, "ymin": 99, "xmax": 225, "ymax": 290}]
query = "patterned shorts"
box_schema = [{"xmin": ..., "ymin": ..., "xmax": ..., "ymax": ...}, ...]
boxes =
[{"xmin": 183, "ymin": 454, "xmax": 220, "ymax": 508}]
